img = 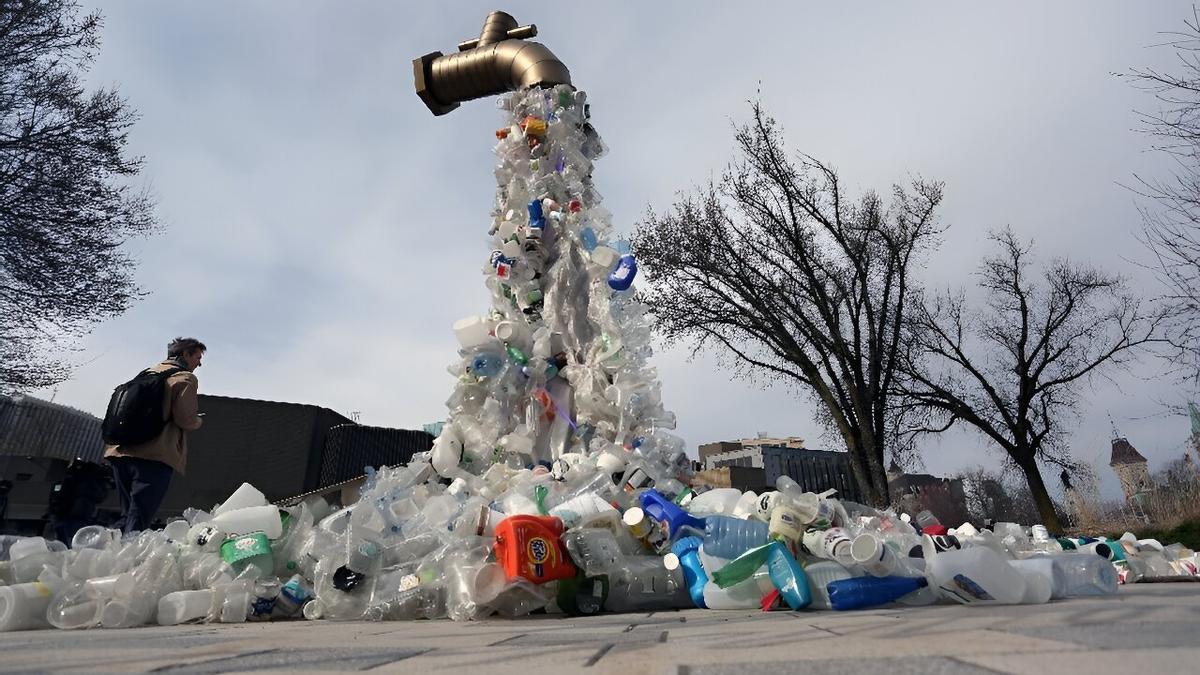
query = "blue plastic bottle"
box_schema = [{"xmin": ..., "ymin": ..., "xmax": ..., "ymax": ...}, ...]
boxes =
[
  {"xmin": 671, "ymin": 536, "xmax": 709, "ymax": 608},
  {"xmin": 766, "ymin": 541, "xmax": 811, "ymax": 610},
  {"xmin": 639, "ymin": 490, "xmax": 706, "ymax": 541},
  {"xmin": 703, "ymin": 515, "xmax": 769, "ymax": 560},
  {"xmin": 608, "ymin": 254, "xmax": 638, "ymax": 291},
  {"xmin": 469, "ymin": 352, "xmax": 504, "ymax": 377},
  {"xmin": 827, "ymin": 575, "xmax": 928, "ymax": 611}
]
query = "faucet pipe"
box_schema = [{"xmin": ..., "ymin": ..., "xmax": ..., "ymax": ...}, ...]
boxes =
[{"xmin": 413, "ymin": 11, "xmax": 572, "ymax": 116}]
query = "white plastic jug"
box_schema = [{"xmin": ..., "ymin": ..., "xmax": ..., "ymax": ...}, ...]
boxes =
[
  {"xmin": 927, "ymin": 547, "xmax": 1026, "ymax": 605},
  {"xmin": 210, "ymin": 505, "xmax": 283, "ymax": 539},
  {"xmin": 212, "ymin": 483, "xmax": 268, "ymax": 516},
  {"xmin": 686, "ymin": 488, "xmax": 742, "ymax": 516}
]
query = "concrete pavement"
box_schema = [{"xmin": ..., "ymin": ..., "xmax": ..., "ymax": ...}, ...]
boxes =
[{"xmin": 0, "ymin": 584, "xmax": 1197, "ymax": 674}]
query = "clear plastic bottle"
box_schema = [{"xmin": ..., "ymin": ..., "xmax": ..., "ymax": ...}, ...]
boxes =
[
  {"xmin": 561, "ymin": 528, "xmax": 623, "ymax": 577},
  {"xmin": 1051, "ymin": 554, "xmax": 1118, "ymax": 597},
  {"xmin": 604, "ymin": 555, "xmax": 691, "ymax": 612},
  {"xmin": 702, "ymin": 515, "xmax": 769, "ymax": 560}
]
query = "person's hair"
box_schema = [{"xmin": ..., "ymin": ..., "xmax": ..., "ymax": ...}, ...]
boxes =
[{"xmin": 167, "ymin": 337, "xmax": 207, "ymax": 358}]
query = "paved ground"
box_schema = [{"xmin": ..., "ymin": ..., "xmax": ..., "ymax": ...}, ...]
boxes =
[{"xmin": 0, "ymin": 584, "xmax": 1197, "ymax": 674}]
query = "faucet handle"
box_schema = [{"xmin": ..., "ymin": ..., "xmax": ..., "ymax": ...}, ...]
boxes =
[{"xmin": 458, "ymin": 24, "xmax": 538, "ymax": 51}]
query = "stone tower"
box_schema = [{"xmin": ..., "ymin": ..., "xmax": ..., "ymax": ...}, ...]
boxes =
[{"xmin": 1109, "ymin": 435, "xmax": 1150, "ymax": 502}]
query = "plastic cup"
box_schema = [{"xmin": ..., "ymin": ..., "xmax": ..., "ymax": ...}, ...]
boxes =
[
  {"xmin": 9, "ymin": 537, "xmax": 49, "ymax": 562},
  {"xmin": 0, "ymin": 582, "xmax": 54, "ymax": 631}
]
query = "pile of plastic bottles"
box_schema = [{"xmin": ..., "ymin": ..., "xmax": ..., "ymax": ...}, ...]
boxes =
[
  {"xmin": 3, "ymin": 84, "xmax": 1198, "ymax": 631},
  {"xmin": 2, "ymin": 471, "xmax": 1198, "ymax": 632}
]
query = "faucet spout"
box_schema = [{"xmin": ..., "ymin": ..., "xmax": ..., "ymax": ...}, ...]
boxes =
[{"xmin": 413, "ymin": 11, "xmax": 572, "ymax": 116}]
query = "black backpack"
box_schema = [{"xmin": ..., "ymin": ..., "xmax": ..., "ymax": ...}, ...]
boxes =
[{"xmin": 101, "ymin": 367, "xmax": 183, "ymax": 445}]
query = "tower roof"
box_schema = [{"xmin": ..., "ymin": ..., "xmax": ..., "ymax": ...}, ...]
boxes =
[{"xmin": 1109, "ymin": 437, "xmax": 1147, "ymax": 466}]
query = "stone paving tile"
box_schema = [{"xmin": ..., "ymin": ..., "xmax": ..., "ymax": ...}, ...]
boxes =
[
  {"xmin": 147, "ymin": 647, "xmax": 431, "ymax": 673},
  {"xmin": 995, "ymin": 619, "xmax": 1200, "ymax": 650},
  {"xmin": 0, "ymin": 585, "xmax": 1194, "ymax": 674},
  {"xmin": 681, "ymin": 656, "xmax": 1003, "ymax": 675},
  {"xmin": 960, "ymin": 646, "xmax": 1200, "ymax": 675}
]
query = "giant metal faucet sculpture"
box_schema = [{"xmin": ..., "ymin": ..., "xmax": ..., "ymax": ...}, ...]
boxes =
[{"xmin": 412, "ymin": 10, "xmax": 572, "ymax": 115}]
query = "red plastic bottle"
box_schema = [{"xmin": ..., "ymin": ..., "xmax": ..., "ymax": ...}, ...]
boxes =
[{"xmin": 493, "ymin": 515, "xmax": 576, "ymax": 584}]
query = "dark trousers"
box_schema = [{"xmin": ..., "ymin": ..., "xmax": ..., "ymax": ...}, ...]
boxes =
[{"xmin": 109, "ymin": 457, "xmax": 173, "ymax": 534}]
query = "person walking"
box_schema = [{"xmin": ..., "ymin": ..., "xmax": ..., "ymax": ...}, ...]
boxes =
[{"xmin": 104, "ymin": 337, "xmax": 205, "ymax": 533}]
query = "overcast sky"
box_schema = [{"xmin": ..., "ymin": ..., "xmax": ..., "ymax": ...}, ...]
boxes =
[{"xmin": 31, "ymin": 1, "xmax": 1200, "ymax": 499}]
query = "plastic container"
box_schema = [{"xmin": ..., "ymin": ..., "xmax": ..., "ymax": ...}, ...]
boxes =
[
  {"xmin": 703, "ymin": 515, "xmax": 769, "ymax": 560},
  {"xmin": 210, "ymin": 505, "xmax": 283, "ymax": 539},
  {"xmin": 623, "ymin": 506, "xmax": 669, "ymax": 553},
  {"xmin": 1052, "ymin": 554, "xmax": 1119, "ymax": 597},
  {"xmin": 686, "ymin": 488, "xmax": 742, "ymax": 516},
  {"xmin": 765, "ymin": 541, "xmax": 811, "ymax": 610},
  {"xmin": 605, "ymin": 556, "xmax": 691, "ymax": 612},
  {"xmin": 70, "ymin": 526, "xmax": 117, "ymax": 551},
  {"xmin": 8, "ymin": 537, "xmax": 49, "ymax": 562},
  {"xmin": 492, "ymin": 515, "xmax": 576, "ymax": 584},
  {"xmin": 639, "ymin": 490, "xmax": 706, "ymax": 541},
  {"xmin": 213, "ymin": 483, "xmax": 268, "ymax": 516},
  {"xmin": 452, "ymin": 316, "xmax": 493, "ymax": 348},
  {"xmin": 927, "ymin": 546, "xmax": 1026, "ymax": 605},
  {"xmin": 0, "ymin": 581, "xmax": 55, "ymax": 631},
  {"xmin": 805, "ymin": 561, "xmax": 855, "ymax": 610},
  {"xmin": 1008, "ymin": 559, "xmax": 1052, "ymax": 604},
  {"xmin": 158, "ymin": 590, "xmax": 214, "ymax": 626},
  {"xmin": 561, "ymin": 528, "xmax": 623, "ymax": 577},
  {"xmin": 669, "ymin": 537, "xmax": 709, "ymax": 608},
  {"xmin": 220, "ymin": 533, "xmax": 274, "ymax": 576},
  {"xmin": 802, "ymin": 527, "xmax": 855, "ymax": 565},
  {"xmin": 850, "ymin": 534, "xmax": 898, "ymax": 577},
  {"xmin": 828, "ymin": 576, "xmax": 928, "ymax": 610}
]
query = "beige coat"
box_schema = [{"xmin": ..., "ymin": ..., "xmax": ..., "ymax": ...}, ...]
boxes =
[{"xmin": 104, "ymin": 360, "xmax": 203, "ymax": 475}]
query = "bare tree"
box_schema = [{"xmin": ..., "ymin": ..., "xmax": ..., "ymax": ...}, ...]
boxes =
[
  {"xmin": 0, "ymin": 0, "xmax": 156, "ymax": 392},
  {"xmin": 900, "ymin": 230, "xmax": 1161, "ymax": 531},
  {"xmin": 1121, "ymin": 8, "xmax": 1200, "ymax": 383},
  {"xmin": 632, "ymin": 102, "xmax": 945, "ymax": 507}
]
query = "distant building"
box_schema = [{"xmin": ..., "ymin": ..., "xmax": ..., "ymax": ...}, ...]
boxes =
[
  {"xmin": 702, "ymin": 438, "xmax": 863, "ymax": 502},
  {"xmin": 886, "ymin": 462, "xmax": 970, "ymax": 526},
  {"xmin": 1108, "ymin": 435, "xmax": 1151, "ymax": 503},
  {"xmin": 698, "ymin": 435, "xmax": 805, "ymax": 465}
]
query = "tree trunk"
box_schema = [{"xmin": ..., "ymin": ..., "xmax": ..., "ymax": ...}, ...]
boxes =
[
  {"xmin": 841, "ymin": 435, "xmax": 890, "ymax": 508},
  {"xmin": 1015, "ymin": 457, "xmax": 1063, "ymax": 532}
]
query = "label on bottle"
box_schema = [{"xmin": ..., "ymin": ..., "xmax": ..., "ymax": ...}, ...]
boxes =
[{"xmin": 941, "ymin": 574, "xmax": 995, "ymax": 603}]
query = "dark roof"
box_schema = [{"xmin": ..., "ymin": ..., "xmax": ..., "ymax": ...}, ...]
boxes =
[
  {"xmin": 0, "ymin": 394, "xmax": 104, "ymax": 463},
  {"xmin": 1109, "ymin": 437, "xmax": 1147, "ymax": 466}
]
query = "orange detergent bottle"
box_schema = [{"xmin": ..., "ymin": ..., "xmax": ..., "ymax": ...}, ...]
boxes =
[{"xmin": 493, "ymin": 515, "xmax": 576, "ymax": 584}]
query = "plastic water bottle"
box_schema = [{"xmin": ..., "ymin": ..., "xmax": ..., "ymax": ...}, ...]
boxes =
[
  {"xmin": 1051, "ymin": 554, "xmax": 1118, "ymax": 597},
  {"xmin": 703, "ymin": 515, "xmax": 769, "ymax": 560},
  {"xmin": 604, "ymin": 555, "xmax": 691, "ymax": 612},
  {"xmin": 828, "ymin": 576, "xmax": 928, "ymax": 610},
  {"xmin": 561, "ymin": 528, "xmax": 624, "ymax": 577}
]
